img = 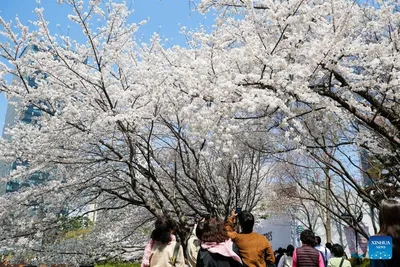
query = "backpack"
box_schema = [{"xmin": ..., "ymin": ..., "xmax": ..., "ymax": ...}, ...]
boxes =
[
  {"xmin": 324, "ymin": 247, "xmax": 328, "ymax": 266},
  {"xmin": 318, "ymin": 250, "xmax": 327, "ymax": 267}
]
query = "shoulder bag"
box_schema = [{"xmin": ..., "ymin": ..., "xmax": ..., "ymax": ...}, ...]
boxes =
[{"xmin": 170, "ymin": 241, "xmax": 181, "ymax": 266}]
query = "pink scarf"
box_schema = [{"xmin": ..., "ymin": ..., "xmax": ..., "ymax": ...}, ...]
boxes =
[
  {"xmin": 201, "ymin": 239, "xmax": 242, "ymax": 263},
  {"xmin": 141, "ymin": 234, "xmax": 176, "ymax": 267}
]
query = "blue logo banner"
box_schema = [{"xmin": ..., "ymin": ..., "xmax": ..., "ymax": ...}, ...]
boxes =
[{"xmin": 369, "ymin": 236, "xmax": 392, "ymax": 260}]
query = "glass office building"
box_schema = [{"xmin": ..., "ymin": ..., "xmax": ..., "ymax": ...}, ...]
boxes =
[
  {"xmin": 0, "ymin": 44, "xmax": 46, "ymax": 195},
  {"xmin": 0, "ymin": 103, "xmax": 46, "ymax": 194}
]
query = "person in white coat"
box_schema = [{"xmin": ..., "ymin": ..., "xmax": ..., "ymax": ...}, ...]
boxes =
[
  {"xmin": 186, "ymin": 223, "xmax": 202, "ymax": 267},
  {"xmin": 315, "ymin": 236, "xmax": 332, "ymax": 266},
  {"xmin": 149, "ymin": 218, "xmax": 185, "ymax": 267},
  {"xmin": 278, "ymin": 245, "xmax": 294, "ymax": 267}
]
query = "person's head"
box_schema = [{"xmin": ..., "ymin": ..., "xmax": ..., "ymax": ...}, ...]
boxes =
[
  {"xmin": 151, "ymin": 217, "xmax": 176, "ymax": 244},
  {"xmin": 196, "ymin": 221, "xmax": 205, "ymax": 240},
  {"xmin": 331, "ymin": 243, "xmax": 345, "ymax": 258},
  {"xmin": 315, "ymin": 236, "xmax": 322, "ymax": 246},
  {"xmin": 286, "ymin": 245, "xmax": 295, "ymax": 257},
  {"xmin": 237, "ymin": 210, "xmax": 254, "ymax": 233},
  {"xmin": 201, "ymin": 217, "xmax": 229, "ymax": 243},
  {"xmin": 326, "ymin": 242, "xmax": 333, "ymax": 250},
  {"xmin": 378, "ymin": 199, "xmax": 400, "ymax": 242},
  {"xmin": 300, "ymin": 229, "xmax": 316, "ymax": 246}
]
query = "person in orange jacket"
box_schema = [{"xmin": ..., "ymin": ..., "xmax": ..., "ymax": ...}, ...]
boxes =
[{"xmin": 225, "ymin": 210, "xmax": 275, "ymax": 267}]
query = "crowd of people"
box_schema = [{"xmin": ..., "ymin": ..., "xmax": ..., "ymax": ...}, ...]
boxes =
[{"xmin": 139, "ymin": 198, "xmax": 400, "ymax": 267}]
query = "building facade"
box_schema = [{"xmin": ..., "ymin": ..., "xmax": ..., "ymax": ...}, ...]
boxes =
[{"xmin": 0, "ymin": 44, "xmax": 44, "ymax": 195}]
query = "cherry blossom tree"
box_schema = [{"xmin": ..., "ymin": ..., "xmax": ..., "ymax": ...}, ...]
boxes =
[
  {"xmin": 193, "ymin": 0, "xmax": 400, "ymax": 195},
  {"xmin": 1, "ymin": 0, "xmax": 399, "ymax": 263},
  {"xmin": 191, "ymin": 0, "xmax": 399, "ymax": 242},
  {"xmin": 0, "ymin": 0, "xmax": 272, "ymax": 262},
  {"xmin": 194, "ymin": 0, "xmax": 399, "ymax": 202}
]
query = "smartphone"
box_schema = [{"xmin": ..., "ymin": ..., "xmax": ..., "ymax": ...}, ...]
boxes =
[{"xmin": 235, "ymin": 207, "xmax": 242, "ymax": 214}]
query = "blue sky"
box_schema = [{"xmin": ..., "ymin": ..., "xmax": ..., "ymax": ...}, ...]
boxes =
[{"xmin": 0, "ymin": 0, "xmax": 214, "ymax": 136}]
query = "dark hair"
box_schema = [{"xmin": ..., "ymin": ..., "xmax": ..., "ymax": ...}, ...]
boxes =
[
  {"xmin": 201, "ymin": 218, "xmax": 228, "ymax": 243},
  {"xmin": 326, "ymin": 242, "xmax": 333, "ymax": 250},
  {"xmin": 196, "ymin": 221, "xmax": 205, "ymax": 240},
  {"xmin": 315, "ymin": 236, "xmax": 322, "ymax": 245},
  {"xmin": 150, "ymin": 218, "xmax": 175, "ymax": 244},
  {"xmin": 238, "ymin": 210, "xmax": 254, "ymax": 233},
  {"xmin": 300, "ymin": 229, "xmax": 316, "ymax": 246},
  {"xmin": 378, "ymin": 199, "xmax": 400, "ymax": 251},
  {"xmin": 286, "ymin": 245, "xmax": 294, "ymax": 257},
  {"xmin": 331, "ymin": 243, "xmax": 344, "ymax": 257}
]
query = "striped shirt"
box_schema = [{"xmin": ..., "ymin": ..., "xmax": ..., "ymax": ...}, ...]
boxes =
[{"xmin": 292, "ymin": 246, "xmax": 324, "ymax": 267}]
